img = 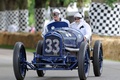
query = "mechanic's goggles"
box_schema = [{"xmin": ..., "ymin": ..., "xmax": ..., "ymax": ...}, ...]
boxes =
[
  {"xmin": 52, "ymin": 13, "xmax": 59, "ymax": 16},
  {"xmin": 74, "ymin": 17, "xmax": 81, "ymax": 20}
]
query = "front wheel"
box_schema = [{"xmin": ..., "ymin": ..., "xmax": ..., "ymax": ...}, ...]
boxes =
[
  {"xmin": 36, "ymin": 40, "xmax": 45, "ymax": 77},
  {"xmin": 36, "ymin": 70, "xmax": 45, "ymax": 77},
  {"xmin": 93, "ymin": 40, "xmax": 103, "ymax": 76},
  {"xmin": 77, "ymin": 41, "xmax": 90, "ymax": 80},
  {"xmin": 13, "ymin": 42, "xmax": 27, "ymax": 80}
]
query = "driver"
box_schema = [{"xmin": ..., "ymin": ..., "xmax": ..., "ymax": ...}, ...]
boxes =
[
  {"xmin": 70, "ymin": 13, "xmax": 92, "ymax": 41},
  {"xmin": 42, "ymin": 8, "xmax": 70, "ymax": 37}
]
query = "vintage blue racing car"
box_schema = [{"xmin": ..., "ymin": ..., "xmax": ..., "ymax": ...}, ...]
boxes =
[{"xmin": 13, "ymin": 22, "xmax": 103, "ymax": 80}]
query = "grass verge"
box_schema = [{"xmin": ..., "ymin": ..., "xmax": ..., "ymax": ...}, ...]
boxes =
[{"xmin": 0, "ymin": 45, "xmax": 35, "ymax": 53}]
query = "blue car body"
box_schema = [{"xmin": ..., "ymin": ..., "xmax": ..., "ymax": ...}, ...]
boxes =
[
  {"xmin": 13, "ymin": 21, "xmax": 103, "ymax": 80},
  {"xmin": 32, "ymin": 27, "xmax": 84, "ymax": 70}
]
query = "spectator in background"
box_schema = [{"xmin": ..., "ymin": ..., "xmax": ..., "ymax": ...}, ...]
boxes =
[{"xmin": 7, "ymin": 24, "xmax": 19, "ymax": 32}]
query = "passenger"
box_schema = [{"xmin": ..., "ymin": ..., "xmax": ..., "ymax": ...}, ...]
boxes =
[
  {"xmin": 70, "ymin": 13, "xmax": 92, "ymax": 41},
  {"xmin": 42, "ymin": 8, "xmax": 70, "ymax": 37}
]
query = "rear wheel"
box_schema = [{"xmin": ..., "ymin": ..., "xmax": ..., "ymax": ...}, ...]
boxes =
[
  {"xmin": 78, "ymin": 41, "xmax": 90, "ymax": 80},
  {"xmin": 13, "ymin": 42, "xmax": 27, "ymax": 80},
  {"xmin": 93, "ymin": 40, "xmax": 103, "ymax": 76},
  {"xmin": 36, "ymin": 40, "xmax": 45, "ymax": 77}
]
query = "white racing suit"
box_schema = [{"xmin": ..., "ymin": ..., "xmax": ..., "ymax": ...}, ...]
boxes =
[
  {"xmin": 42, "ymin": 18, "xmax": 70, "ymax": 37},
  {"xmin": 70, "ymin": 19, "xmax": 92, "ymax": 41}
]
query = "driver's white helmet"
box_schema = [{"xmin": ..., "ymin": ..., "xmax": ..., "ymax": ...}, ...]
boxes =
[
  {"xmin": 74, "ymin": 13, "xmax": 82, "ymax": 18},
  {"xmin": 53, "ymin": 8, "xmax": 60, "ymax": 14}
]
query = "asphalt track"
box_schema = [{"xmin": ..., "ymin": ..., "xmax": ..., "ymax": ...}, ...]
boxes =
[{"xmin": 0, "ymin": 48, "xmax": 120, "ymax": 80}]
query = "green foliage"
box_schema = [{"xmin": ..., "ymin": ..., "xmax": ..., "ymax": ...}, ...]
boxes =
[
  {"xmin": 5, "ymin": 0, "xmax": 18, "ymax": 10},
  {"xmin": 45, "ymin": 0, "xmax": 50, "ymax": 8},
  {"xmin": 49, "ymin": 0, "xmax": 76, "ymax": 7},
  {"xmin": 77, "ymin": 0, "xmax": 92, "ymax": 7},
  {"xmin": 84, "ymin": 0, "xmax": 91, "ymax": 3},
  {"xmin": 105, "ymin": 0, "xmax": 118, "ymax": 7},
  {"xmin": 0, "ymin": 45, "xmax": 14, "ymax": 49},
  {"xmin": 83, "ymin": 0, "xmax": 91, "ymax": 7},
  {"xmin": 0, "ymin": 0, "xmax": 5, "ymax": 11},
  {"xmin": 0, "ymin": 44, "xmax": 35, "ymax": 52},
  {"xmin": 28, "ymin": 0, "xmax": 35, "ymax": 26},
  {"xmin": 60, "ymin": 0, "xmax": 76, "ymax": 7},
  {"xmin": 18, "ymin": 0, "xmax": 28, "ymax": 9}
]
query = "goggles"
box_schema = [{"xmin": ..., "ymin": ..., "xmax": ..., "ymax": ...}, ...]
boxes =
[
  {"xmin": 74, "ymin": 17, "xmax": 81, "ymax": 20},
  {"xmin": 52, "ymin": 13, "xmax": 59, "ymax": 16}
]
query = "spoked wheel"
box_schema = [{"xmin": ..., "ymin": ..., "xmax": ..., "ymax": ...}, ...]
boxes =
[
  {"xmin": 93, "ymin": 40, "xmax": 103, "ymax": 76},
  {"xmin": 77, "ymin": 41, "xmax": 90, "ymax": 80},
  {"xmin": 36, "ymin": 40, "xmax": 46, "ymax": 77},
  {"xmin": 13, "ymin": 42, "xmax": 27, "ymax": 80}
]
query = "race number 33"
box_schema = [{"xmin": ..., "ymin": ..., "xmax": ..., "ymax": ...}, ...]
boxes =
[{"xmin": 45, "ymin": 39, "xmax": 60, "ymax": 53}]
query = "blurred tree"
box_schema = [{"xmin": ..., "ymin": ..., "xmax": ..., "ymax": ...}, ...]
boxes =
[
  {"xmin": 35, "ymin": 0, "xmax": 48, "ymax": 8},
  {"xmin": 105, "ymin": 0, "xmax": 119, "ymax": 7},
  {"xmin": 77, "ymin": 0, "xmax": 92, "ymax": 7},
  {"xmin": 28, "ymin": 0, "xmax": 35, "ymax": 26},
  {"xmin": 0, "ymin": 0, "xmax": 6, "ymax": 11},
  {"xmin": 77, "ymin": 0, "xmax": 83, "ymax": 7},
  {"xmin": 49, "ymin": 0, "xmax": 75, "ymax": 7},
  {"xmin": 18, "ymin": 0, "xmax": 28, "ymax": 9},
  {"xmin": 91, "ymin": 0, "xmax": 104, "ymax": 3},
  {"xmin": 5, "ymin": 0, "xmax": 18, "ymax": 10},
  {"xmin": 92, "ymin": 0, "xmax": 120, "ymax": 7}
]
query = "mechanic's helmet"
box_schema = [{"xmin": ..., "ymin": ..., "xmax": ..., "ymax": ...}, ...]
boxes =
[
  {"xmin": 74, "ymin": 13, "xmax": 82, "ymax": 20},
  {"xmin": 52, "ymin": 8, "xmax": 61, "ymax": 17}
]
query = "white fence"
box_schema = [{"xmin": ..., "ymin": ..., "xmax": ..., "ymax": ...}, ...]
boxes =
[
  {"xmin": 89, "ymin": 2, "xmax": 120, "ymax": 36},
  {"xmin": 0, "ymin": 3, "xmax": 120, "ymax": 36}
]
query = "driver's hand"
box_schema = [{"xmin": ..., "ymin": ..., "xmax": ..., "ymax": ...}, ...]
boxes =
[{"xmin": 84, "ymin": 37, "xmax": 86, "ymax": 41}]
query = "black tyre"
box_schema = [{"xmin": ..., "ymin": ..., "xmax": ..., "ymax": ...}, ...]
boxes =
[
  {"xmin": 78, "ymin": 41, "xmax": 90, "ymax": 80},
  {"xmin": 36, "ymin": 40, "xmax": 45, "ymax": 77},
  {"xmin": 13, "ymin": 42, "xmax": 27, "ymax": 80},
  {"xmin": 93, "ymin": 40, "xmax": 103, "ymax": 76},
  {"xmin": 36, "ymin": 40, "xmax": 43, "ymax": 55}
]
